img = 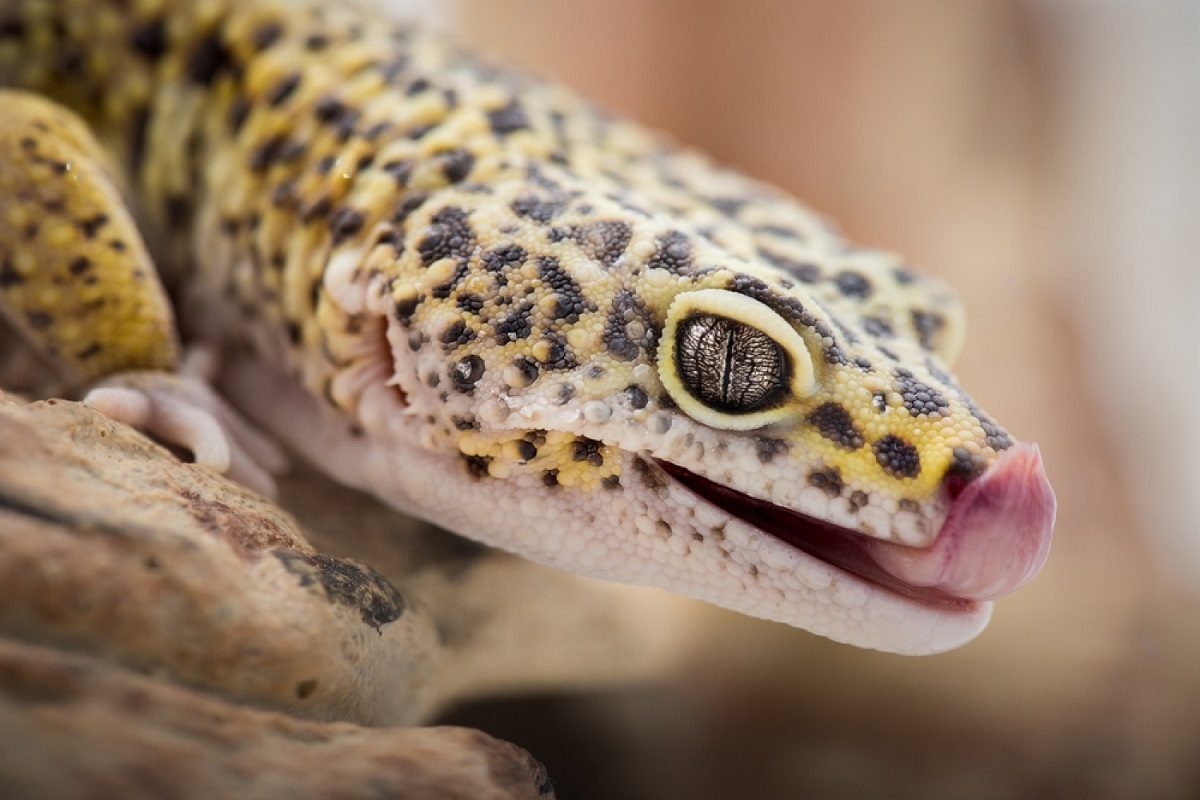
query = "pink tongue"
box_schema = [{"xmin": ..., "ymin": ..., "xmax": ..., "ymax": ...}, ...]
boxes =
[{"xmin": 867, "ymin": 443, "xmax": 1056, "ymax": 600}]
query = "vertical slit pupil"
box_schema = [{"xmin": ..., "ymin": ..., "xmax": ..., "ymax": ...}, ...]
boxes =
[{"xmin": 675, "ymin": 314, "xmax": 789, "ymax": 413}]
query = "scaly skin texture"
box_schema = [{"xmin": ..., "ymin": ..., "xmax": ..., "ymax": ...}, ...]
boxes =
[{"xmin": 0, "ymin": 0, "xmax": 1049, "ymax": 653}]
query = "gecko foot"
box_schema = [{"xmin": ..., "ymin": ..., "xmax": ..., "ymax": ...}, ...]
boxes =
[{"xmin": 83, "ymin": 349, "xmax": 287, "ymax": 498}]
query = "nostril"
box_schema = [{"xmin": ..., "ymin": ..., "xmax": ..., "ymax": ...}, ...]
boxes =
[{"xmin": 943, "ymin": 446, "xmax": 988, "ymax": 500}]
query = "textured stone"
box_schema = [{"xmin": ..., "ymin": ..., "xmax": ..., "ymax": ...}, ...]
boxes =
[{"xmin": 0, "ymin": 639, "xmax": 553, "ymax": 800}]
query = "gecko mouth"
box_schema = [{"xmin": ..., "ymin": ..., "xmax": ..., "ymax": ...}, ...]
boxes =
[{"xmin": 655, "ymin": 443, "xmax": 1055, "ymax": 612}]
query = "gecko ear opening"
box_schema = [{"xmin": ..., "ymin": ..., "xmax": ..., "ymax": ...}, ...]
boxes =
[{"xmin": 657, "ymin": 289, "xmax": 815, "ymax": 431}]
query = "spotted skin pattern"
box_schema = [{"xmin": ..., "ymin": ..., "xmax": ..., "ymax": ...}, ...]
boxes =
[{"xmin": 0, "ymin": 0, "xmax": 1023, "ymax": 652}]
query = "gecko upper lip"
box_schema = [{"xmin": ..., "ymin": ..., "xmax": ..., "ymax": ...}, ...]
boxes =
[{"xmin": 655, "ymin": 443, "xmax": 1055, "ymax": 610}]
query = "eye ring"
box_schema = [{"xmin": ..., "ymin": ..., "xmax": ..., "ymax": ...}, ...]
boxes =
[{"xmin": 658, "ymin": 289, "xmax": 815, "ymax": 431}]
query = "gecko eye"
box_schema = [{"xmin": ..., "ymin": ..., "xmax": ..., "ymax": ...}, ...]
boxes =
[
  {"xmin": 658, "ymin": 289, "xmax": 815, "ymax": 431},
  {"xmin": 674, "ymin": 314, "xmax": 789, "ymax": 413}
]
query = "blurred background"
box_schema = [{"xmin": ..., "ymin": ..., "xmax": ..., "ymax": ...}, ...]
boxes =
[{"xmin": 402, "ymin": 1, "xmax": 1200, "ymax": 797}]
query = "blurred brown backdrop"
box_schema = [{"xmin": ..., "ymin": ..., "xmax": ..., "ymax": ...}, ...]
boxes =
[{"xmin": 397, "ymin": 1, "xmax": 1198, "ymax": 797}]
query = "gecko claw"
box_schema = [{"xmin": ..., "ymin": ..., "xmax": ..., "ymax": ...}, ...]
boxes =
[{"xmin": 84, "ymin": 367, "xmax": 287, "ymax": 499}]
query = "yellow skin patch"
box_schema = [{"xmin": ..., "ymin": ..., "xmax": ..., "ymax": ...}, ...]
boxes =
[
  {"xmin": 0, "ymin": 0, "xmax": 1026, "ymax": 651},
  {"xmin": 0, "ymin": 91, "xmax": 178, "ymax": 384}
]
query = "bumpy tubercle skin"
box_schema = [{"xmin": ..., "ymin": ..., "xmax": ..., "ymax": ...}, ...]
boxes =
[{"xmin": 0, "ymin": 0, "xmax": 1030, "ymax": 653}]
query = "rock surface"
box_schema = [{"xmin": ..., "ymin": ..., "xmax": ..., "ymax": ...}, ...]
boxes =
[
  {"xmin": 0, "ymin": 639, "xmax": 552, "ymax": 800},
  {"xmin": 0, "ymin": 392, "xmax": 440, "ymax": 726}
]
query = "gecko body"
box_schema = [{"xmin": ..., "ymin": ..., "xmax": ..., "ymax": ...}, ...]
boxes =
[{"xmin": 0, "ymin": 0, "xmax": 1054, "ymax": 654}]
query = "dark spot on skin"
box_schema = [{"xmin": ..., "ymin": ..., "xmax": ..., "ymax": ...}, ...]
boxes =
[
  {"xmin": 823, "ymin": 344, "xmax": 849, "ymax": 366},
  {"xmin": 648, "ymin": 230, "xmax": 692, "ymax": 273},
  {"xmin": 305, "ymin": 33, "xmax": 329, "ymax": 51},
  {"xmin": 77, "ymin": 213, "xmax": 108, "ymax": 239},
  {"xmin": 806, "ymin": 402, "xmax": 864, "ymax": 453},
  {"xmin": 538, "ymin": 333, "xmax": 576, "ymax": 370},
  {"xmin": 377, "ymin": 57, "xmax": 409, "ymax": 84},
  {"xmin": 391, "ymin": 192, "xmax": 428, "ymax": 224},
  {"xmin": 462, "ymin": 454, "xmax": 491, "ymax": 478},
  {"xmin": 76, "ymin": 342, "xmax": 101, "ymax": 360},
  {"xmin": 265, "ymin": 72, "xmax": 301, "ymax": 107},
  {"xmin": 899, "ymin": 499, "xmax": 920, "ymax": 512},
  {"xmin": 874, "ymin": 435, "xmax": 922, "ymax": 479},
  {"xmin": 382, "ymin": 158, "xmax": 414, "ymax": 185},
  {"xmin": 227, "ymin": 97, "xmax": 250, "ymax": 134},
  {"xmin": 273, "ymin": 549, "xmax": 405, "ymax": 630},
  {"xmin": 893, "ymin": 266, "xmax": 916, "ymax": 284},
  {"xmin": 511, "ymin": 195, "xmax": 563, "ymax": 223},
  {"xmin": 510, "ymin": 356, "xmax": 539, "ymax": 386},
  {"xmin": 301, "ymin": 195, "xmax": 333, "ymax": 223},
  {"xmin": 756, "ymin": 223, "xmax": 806, "ymax": 241},
  {"xmin": 439, "ymin": 319, "xmax": 475, "ymax": 348},
  {"xmin": 834, "ymin": 270, "xmax": 872, "ymax": 299},
  {"xmin": 488, "ymin": 99, "xmax": 530, "ymax": 136},
  {"xmin": 187, "ymin": 31, "xmax": 235, "ymax": 85},
  {"xmin": 130, "ymin": 18, "xmax": 167, "ymax": 60},
  {"xmin": 451, "ymin": 354, "xmax": 485, "ymax": 392},
  {"xmin": 571, "ymin": 437, "xmax": 604, "ymax": 467},
  {"xmin": 556, "ymin": 382, "xmax": 576, "ymax": 404},
  {"xmin": 28, "ymin": 311, "xmax": 52, "ymax": 329},
  {"xmin": 911, "ymin": 309, "xmax": 945, "ymax": 351},
  {"xmin": 457, "ymin": 293, "xmax": 485, "ymax": 315},
  {"xmin": 709, "ymin": 196, "xmax": 745, "ymax": 216},
  {"xmin": 539, "ymin": 256, "xmax": 594, "ymax": 323},
  {"xmin": 405, "ymin": 78, "xmax": 431, "ymax": 95},
  {"xmin": 437, "ymin": 148, "xmax": 475, "ymax": 183},
  {"xmin": 405, "ymin": 122, "xmax": 436, "ymax": 141},
  {"xmin": 624, "ymin": 385, "xmax": 649, "ymax": 410},
  {"xmin": 482, "ymin": 243, "xmax": 525, "ymax": 277},
  {"xmin": 969, "ymin": 404, "xmax": 1014, "ymax": 451},
  {"xmin": 862, "ymin": 316, "xmax": 893, "ymax": 338},
  {"xmin": 945, "ymin": 446, "xmax": 987, "ymax": 496},
  {"xmin": 542, "ymin": 469, "xmax": 559, "ymax": 487},
  {"xmin": 850, "ymin": 490, "xmax": 869, "ymax": 509},
  {"xmin": 252, "ymin": 21, "xmax": 284, "ymax": 51},
  {"xmin": 808, "ymin": 467, "xmax": 844, "ymax": 498},
  {"xmin": 295, "ymin": 679, "xmax": 317, "ymax": 699},
  {"xmin": 314, "ymin": 95, "xmax": 348, "ymax": 123},
  {"xmin": 68, "ymin": 257, "xmax": 90, "ymax": 275},
  {"xmin": 0, "ymin": 258, "xmax": 23, "ymax": 288},
  {"xmin": 417, "ymin": 207, "xmax": 473, "ymax": 266},
  {"xmin": 573, "ymin": 219, "xmax": 632, "ymax": 267},
  {"xmin": 756, "ymin": 437, "xmax": 788, "ymax": 463},
  {"xmin": 895, "ymin": 369, "xmax": 950, "ymax": 417},
  {"xmin": 248, "ymin": 134, "xmax": 288, "ymax": 172},
  {"xmin": 726, "ymin": 274, "xmax": 817, "ymax": 330},
  {"xmin": 516, "ymin": 440, "xmax": 537, "ymax": 461},
  {"xmin": 329, "ymin": 207, "xmax": 366, "ymax": 243},
  {"xmin": 604, "ymin": 290, "xmax": 658, "ymax": 361},
  {"xmin": 495, "ymin": 303, "xmax": 534, "ymax": 343},
  {"xmin": 394, "ymin": 296, "xmax": 419, "ymax": 323},
  {"xmin": 632, "ymin": 457, "xmax": 668, "ymax": 492},
  {"xmin": 757, "ymin": 248, "xmax": 820, "ymax": 283}
]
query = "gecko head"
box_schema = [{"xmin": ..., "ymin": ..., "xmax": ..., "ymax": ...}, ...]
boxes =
[{"xmin": 380, "ymin": 186, "xmax": 1054, "ymax": 655}]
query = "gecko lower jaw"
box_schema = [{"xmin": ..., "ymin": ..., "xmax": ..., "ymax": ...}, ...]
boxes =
[{"xmin": 655, "ymin": 443, "xmax": 1055, "ymax": 612}]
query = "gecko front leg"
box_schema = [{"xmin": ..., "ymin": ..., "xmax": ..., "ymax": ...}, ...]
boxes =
[{"xmin": 0, "ymin": 90, "xmax": 283, "ymax": 494}]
